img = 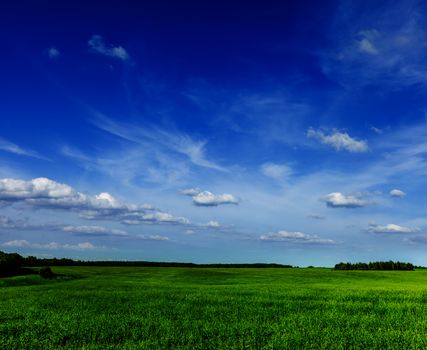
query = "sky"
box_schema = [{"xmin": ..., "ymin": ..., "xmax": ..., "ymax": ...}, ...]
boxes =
[{"xmin": 2, "ymin": 0, "xmax": 427, "ymax": 266}]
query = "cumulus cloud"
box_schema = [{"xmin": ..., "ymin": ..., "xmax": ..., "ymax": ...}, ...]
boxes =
[
  {"xmin": 1, "ymin": 240, "xmax": 96, "ymax": 250},
  {"xmin": 192, "ymin": 191, "xmax": 239, "ymax": 207},
  {"xmin": 259, "ymin": 230, "xmax": 336, "ymax": 244},
  {"xmin": 307, "ymin": 128, "xmax": 368, "ymax": 153},
  {"xmin": 180, "ymin": 187, "xmax": 239, "ymax": 207},
  {"xmin": 368, "ymin": 223, "xmax": 419, "ymax": 234},
  {"xmin": 390, "ymin": 189, "xmax": 406, "ymax": 198},
  {"xmin": 0, "ymin": 177, "xmax": 190, "ymax": 226},
  {"xmin": 323, "ymin": 192, "xmax": 368, "ymax": 208},
  {"xmin": 62, "ymin": 225, "xmax": 128, "ymax": 237},
  {"xmin": 261, "ymin": 163, "xmax": 292, "ymax": 181},
  {"xmin": 88, "ymin": 35, "xmax": 130, "ymax": 61},
  {"xmin": 47, "ymin": 47, "xmax": 60, "ymax": 59}
]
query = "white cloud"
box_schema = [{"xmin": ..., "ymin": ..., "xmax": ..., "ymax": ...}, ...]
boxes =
[
  {"xmin": 259, "ymin": 230, "xmax": 336, "ymax": 244},
  {"xmin": 368, "ymin": 223, "xmax": 419, "ymax": 234},
  {"xmin": 192, "ymin": 191, "xmax": 239, "ymax": 207},
  {"xmin": 205, "ymin": 220, "xmax": 220, "ymax": 228},
  {"xmin": 0, "ymin": 177, "xmax": 190, "ymax": 226},
  {"xmin": 136, "ymin": 234, "xmax": 170, "ymax": 241},
  {"xmin": 180, "ymin": 187, "xmax": 239, "ymax": 207},
  {"xmin": 180, "ymin": 188, "xmax": 201, "ymax": 196},
  {"xmin": 47, "ymin": 47, "xmax": 60, "ymax": 59},
  {"xmin": 390, "ymin": 189, "xmax": 406, "ymax": 197},
  {"xmin": 62, "ymin": 225, "xmax": 128, "ymax": 236},
  {"xmin": 88, "ymin": 35, "xmax": 129, "ymax": 61},
  {"xmin": 1, "ymin": 240, "xmax": 96, "ymax": 250},
  {"xmin": 0, "ymin": 137, "xmax": 47, "ymax": 160},
  {"xmin": 261, "ymin": 163, "xmax": 292, "ymax": 181},
  {"xmin": 323, "ymin": 192, "xmax": 368, "ymax": 208},
  {"xmin": 307, "ymin": 128, "xmax": 368, "ymax": 152}
]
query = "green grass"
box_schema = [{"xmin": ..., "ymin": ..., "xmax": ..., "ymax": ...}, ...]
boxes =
[{"xmin": 2, "ymin": 267, "xmax": 427, "ymax": 349}]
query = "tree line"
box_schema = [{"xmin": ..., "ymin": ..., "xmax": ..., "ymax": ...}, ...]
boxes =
[
  {"xmin": 1, "ymin": 250, "xmax": 293, "ymax": 277},
  {"xmin": 334, "ymin": 261, "xmax": 414, "ymax": 271}
]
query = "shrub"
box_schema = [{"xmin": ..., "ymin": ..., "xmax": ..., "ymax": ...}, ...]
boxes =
[{"xmin": 39, "ymin": 266, "xmax": 55, "ymax": 279}]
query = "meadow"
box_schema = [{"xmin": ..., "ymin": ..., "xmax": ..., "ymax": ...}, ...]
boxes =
[{"xmin": 2, "ymin": 267, "xmax": 427, "ymax": 349}]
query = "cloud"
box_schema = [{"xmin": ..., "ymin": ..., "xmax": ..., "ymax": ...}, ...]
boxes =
[
  {"xmin": 261, "ymin": 163, "xmax": 292, "ymax": 181},
  {"xmin": 47, "ymin": 47, "xmax": 60, "ymax": 59},
  {"xmin": 406, "ymin": 236, "xmax": 427, "ymax": 244},
  {"xmin": 192, "ymin": 191, "xmax": 239, "ymax": 207},
  {"xmin": 62, "ymin": 225, "xmax": 128, "ymax": 237},
  {"xmin": 179, "ymin": 187, "xmax": 239, "ymax": 207},
  {"xmin": 307, "ymin": 214, "xmax": 325, "ymax": 220},
  {"xmin": 358, "ymin": 35, "xmax": 379, "ymax": 55},
  {"xmin": 368, "ymin": 223, "xmax": 420, "ymax": 234},
  {"xmin": 307, "ymin": 128, "xmax": 368, "ymax": 152},
  {"xmin": 390, "ymin": 189, "xmax": 406, "ymax": 197},
  {"xmin": 323, "ymin": 192, "xmax": 369, "ymax": 208},
  {"xmin": 370, "ymin": 126, "xmax": 383, "ymax": 134},
  {"xmin": 259, "ymin": 230, "xmax": 336, "ymax": 244},
  {"xmin": 180, "ymin": 188, "xmax": 201, "ymax": 196},
  {"xmin": 322, "ymin": 2, "xmax": 427, "ymax": 88},
  {"xmin": 91, "ymin": 115, "xmax": 227, "ymax": 172},
  {"xmin": 136, "ymin": 234, "xmax": 170, "ymax": 241},
  {"xmin": 0, "ymin": 177, "xmax": 190, "ymax": 226},
  {"xmin": 0, "ymin": 137, "xmax": 47, "ymax": 160},
  {"xmin": 88, "ymin": 35, "xmax": 129, "ymax": 61},
  {"xmin": 1, "ymin": 240, "xmax": 96, "ymax": 250},
  {"xmin": 203, "ymin": 220, "xmax": 221, "ymax": 228}
]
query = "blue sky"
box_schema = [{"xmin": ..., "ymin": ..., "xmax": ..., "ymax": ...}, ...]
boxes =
[{"xmin": 2, "ymin": 0, "xmax": 427, "ymax": 265}]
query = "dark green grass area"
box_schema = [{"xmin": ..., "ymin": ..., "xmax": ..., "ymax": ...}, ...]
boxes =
[{"xmin": 2, "ymin": 267, "xmax": 427, "ymax": 349}]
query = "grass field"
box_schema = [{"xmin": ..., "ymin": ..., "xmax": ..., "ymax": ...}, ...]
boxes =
[{"xmin": 2, "ymin": 267, "xmax": 427, "ymax": 349}]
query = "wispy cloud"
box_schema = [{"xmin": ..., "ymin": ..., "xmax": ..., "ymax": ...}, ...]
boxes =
[
  {"xmin": 91, "ymin": 115, "xmax": 227, "ymax": 172},
  {"xmin": 47, "ymin": 47, "xmax": 60, "ymax": 59},
  {"xmin": 0, "ymin": 137, "xmax": 48, "ymax": 160},
  {"xmin": 259, "ymin": 230, "xmax": 336, "ymax": 245},
  {"xmin": 307, "ymin": 128, "xmax": 368, "ymax": 152},
  {"xmin": 261, "ymin": 163, "xmax": 292, "ymax": 181},
  {"xmin": 62, "ymin": 225, "xmax": 128, "ymax": 236},
  {"xmin": 322, "ymin": 1, "xmax": 427, "ymax": 88},
  {"xmin": 88, "ymin": 35, "xmax": 130, "ymax": 61},
  {"xmin": 368, "ymin": 223, "xmax": 419, "ymax": 234},
  {"xmin": 136, "ymin": 234, "xmax": 170, "ymax": 241},
  {"xmin": 1, "ymin": 239, "xmax": 98, "ymax": 250}
]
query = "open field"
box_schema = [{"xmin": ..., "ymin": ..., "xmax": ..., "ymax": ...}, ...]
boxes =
[{"xmin": 2, "ymin": 267, "xmax": 427, "ymax": 349}]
